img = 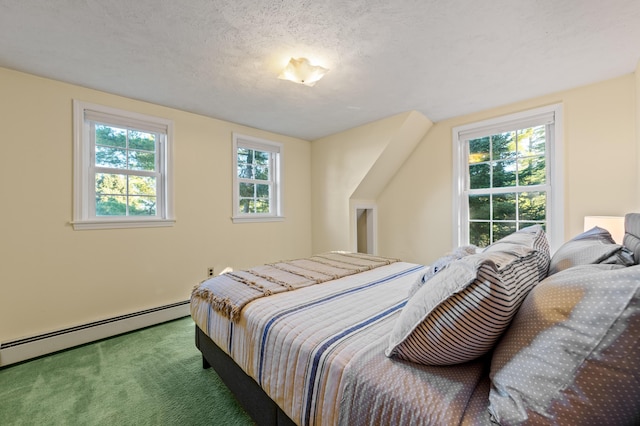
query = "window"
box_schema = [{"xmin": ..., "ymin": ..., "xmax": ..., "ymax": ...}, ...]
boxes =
[
  {"xmin": 72, "ymin": 100, "xmax": 174, "ymax": 230},
  {"xmin": 232, "ymin": 134, "xmax": 283, "ymax": 223},
  {"xmin": 453, "ymin": 104, "xmax": 563, "ymax": 250}
]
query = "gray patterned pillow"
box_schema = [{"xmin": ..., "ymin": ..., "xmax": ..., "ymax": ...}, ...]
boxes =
[
  {"xmin": 386, "ymin": 227, "xmax": 549, "ymax": 365},
  {"xmin": 624, "ymin": 212, "xmax": 640, "ymax": 263},
  {"xmin": 489, "ymin": 264, "xmax": 640, "ymax": 425},
  {"xmin": 549, "ymin": 226, "xmax": 633, "ymax": 275}
]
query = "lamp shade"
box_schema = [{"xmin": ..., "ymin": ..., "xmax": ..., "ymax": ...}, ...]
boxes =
[
  {"xmin": 584, "ymin": 216, "xmax": 625, "ymax": 244},
  {"xmin": 278, "ymin": 57, "xmax": 328, "ymax": 87}
]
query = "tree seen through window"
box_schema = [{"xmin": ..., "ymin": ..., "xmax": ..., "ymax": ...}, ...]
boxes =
[
  {"xmin": 237, "ymin": 147, "xmax": 271, "ymax": 214},
  {"xmin": 467, "ymin": 125, "xmax": 547, "ymax": 247},
  {"xmin": 94, "ymin": 124, "xmax": 157, "ymax": 216}
]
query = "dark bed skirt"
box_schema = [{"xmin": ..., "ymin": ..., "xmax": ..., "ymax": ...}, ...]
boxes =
[{"xmin": 195, "ymin": 325, "xmax": 297, "ymax": 426}]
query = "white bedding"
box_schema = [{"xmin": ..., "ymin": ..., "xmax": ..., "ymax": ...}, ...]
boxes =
[{"xmin": 190, "ymin": 261, "xmax": 488, "ymax": 426}]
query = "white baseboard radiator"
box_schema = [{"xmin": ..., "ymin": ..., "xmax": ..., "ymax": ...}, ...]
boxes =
[{"xmin": 0, "ymin": 300, "xmax": 190, "ymax": 367}]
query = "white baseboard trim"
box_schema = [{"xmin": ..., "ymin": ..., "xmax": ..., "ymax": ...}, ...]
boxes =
[{"xmin": 0, "ymin": 301, "xmax": 190, "ymax": 367}]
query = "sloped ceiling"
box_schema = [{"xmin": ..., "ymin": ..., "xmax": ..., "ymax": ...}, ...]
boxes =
[
  {"xmin": 1, "ymin": 0, "xmax": 639, "ymax": 140},
  {"xmin": 351, "ymin": 111, "xmax": 432, "ymax": 200}
]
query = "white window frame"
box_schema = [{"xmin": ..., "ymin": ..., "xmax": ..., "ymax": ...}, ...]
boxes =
[
  {"xmin": 232, "ymin": 133, "xmax": 284, "ymax": 223},
  {"xmin": 72, "ymin": 100, "xmax": 175, "ymax": 230},
  {"xmin": 452, "ymin": 104, "xmax": 564, "ymax": 251}
]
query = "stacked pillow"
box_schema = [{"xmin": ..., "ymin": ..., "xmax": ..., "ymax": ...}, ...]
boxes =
[
  {"xmin": 407, "ymin": 245, "xmax": 477, "ymax": 297},
  {"xmin": 623, "ymin": 212, "xmax": 640, "ymax": 262},
  {"xmin": 548, "ymin": 226, "xmax": 634, "ymax": 275},
  {"xmin": 489, "ymin": 263, "xmax": 640, "ymax": 424},
  {"xmin": 386, "ymin": 226, "xmax": 549, "ymax": 365},
  {"xmin": 385, "ymin": 217, "xmax": 640, "ymax": 422}
]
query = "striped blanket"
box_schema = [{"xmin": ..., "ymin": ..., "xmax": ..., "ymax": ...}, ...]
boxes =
[
  {"xmin": 191, "ymin": 252, "xmax": 398, "ymax": 322},
  {"xmin": 190, "ymin": 261, "xmax": 488, "ymax": 426}
]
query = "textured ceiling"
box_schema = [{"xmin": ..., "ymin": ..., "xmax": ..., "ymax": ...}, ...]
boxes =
[{"xmin": 1, "ymin": 0, "xmax": 639, "ymax": 140}]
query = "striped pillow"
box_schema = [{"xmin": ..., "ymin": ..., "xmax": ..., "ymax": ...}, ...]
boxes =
[
  {"xmin": 484, "ymin": 225, "xmax": 550, "ymax": 280},
  {"xmin": 386, "ymin": 230, "xmax": 549, "ymax": 365}
]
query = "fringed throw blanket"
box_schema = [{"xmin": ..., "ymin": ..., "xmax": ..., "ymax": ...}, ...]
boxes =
[{"xmin": 191, "ymin": 252, "xmax": 399, "ymax": 322}]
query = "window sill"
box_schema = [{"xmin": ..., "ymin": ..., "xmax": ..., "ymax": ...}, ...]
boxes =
[
  {"xmin": 231, "ymin": 215, "xmax": 285, "ymax": 224},
  {"xmin": 71, "ymin": 218, "xmax": 176, "ymax": 230}
]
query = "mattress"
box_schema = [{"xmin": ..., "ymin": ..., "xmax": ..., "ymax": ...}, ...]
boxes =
[{"xmin": 190, "ymin": 261, "xmax": 487, "ymax": 426}]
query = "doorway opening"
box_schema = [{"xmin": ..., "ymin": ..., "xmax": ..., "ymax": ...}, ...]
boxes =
[{"xmin": 356, "ymin": 207, "xmax": 376, "ymax": 254}]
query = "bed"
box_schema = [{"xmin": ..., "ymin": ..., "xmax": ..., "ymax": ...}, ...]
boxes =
[{"xmin": 190, "ymin": 214, "xmax": 640, "ymax": 425}]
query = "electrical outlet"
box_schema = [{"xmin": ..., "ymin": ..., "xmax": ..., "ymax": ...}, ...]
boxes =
[{"xmin": 207, "ymin": 267, "xmax": 215, "ymax": 277}]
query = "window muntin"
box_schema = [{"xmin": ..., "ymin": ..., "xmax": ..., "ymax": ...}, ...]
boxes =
[
  {"xmin": 93, "ymin": 124, "xmax": 159, "ymax": 217},
  {"xmin": 237, "ymin": 146, "xmax": 272, "ymax": 214},
  {"xmin": 466, "ymin": 125, "xmax": 548, "ymax": 246},
  {"xmin": 73, "ymin": 100, "xmax": 174, "ymax": 230},
  {"xmin": 453, "ymin": 104, "xmax": 563, "ymax": 250},
  {"xmin": 232, "ymin": 134, "xmax": 283, "ymax": 223}
]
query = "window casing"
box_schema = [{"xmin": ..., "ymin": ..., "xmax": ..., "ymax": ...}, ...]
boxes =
[
  {"xmin": 452, "ymin": 104, "xmax": 563, "ymax": 251},
  {"xmin": 73, "ymin": 100, "xmax": 174, "ymax": 230},
  {"xmin": 232, "ymin": 134, "xmax": 283, "ymax": 223}
]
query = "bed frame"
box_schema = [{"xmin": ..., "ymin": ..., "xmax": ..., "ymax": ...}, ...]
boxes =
[{"xmin": 195, "ymin": 325, "xmax": 297, "ymax": 426}]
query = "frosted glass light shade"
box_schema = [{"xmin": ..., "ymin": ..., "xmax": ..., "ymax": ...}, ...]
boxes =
[
  {"xmin": 584, "ymin": 216, "xmax": 625, "ymax": 244},
  {"xmin": 278, "ymin": 57, "xmax": 328, "ymax": 87}
]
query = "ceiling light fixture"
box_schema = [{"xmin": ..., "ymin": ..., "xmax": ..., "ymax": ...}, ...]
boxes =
[{"xmin": 278, "ymin": 57, "xmax": 329, "ymax": 87}]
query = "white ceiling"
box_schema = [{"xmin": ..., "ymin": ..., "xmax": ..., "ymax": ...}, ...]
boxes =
[{"xmin": 1, "ymin": 0, "xmax": 639, "ymax": 140}]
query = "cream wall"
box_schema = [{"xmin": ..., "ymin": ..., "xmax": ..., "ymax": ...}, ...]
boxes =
[
  {"xmin": 314, "ymin": 74, "xmax": 638, "ymax": 265},
  {"xmin": 379, "ymin": 74, "xmax": 638, "ymax": 264},
  {"xmin": 3, "ymin": 67, "xmax": 637, "ymax": 343},
  {"xmin": 0, "ymin": 68, "xmax": 312, "ymax": 342},
  {"xmin": 311, "ymin": 111, "xmax": 432, "ymax": 253},
  {"xmin": 311, "ymin": 113, "xmax": 411, "ymax": 253}
]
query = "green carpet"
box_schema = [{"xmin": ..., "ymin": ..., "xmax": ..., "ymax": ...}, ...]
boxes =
[{"xmin": 0, "ymin": 317, "xmax": 254, "ymax": 425}]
